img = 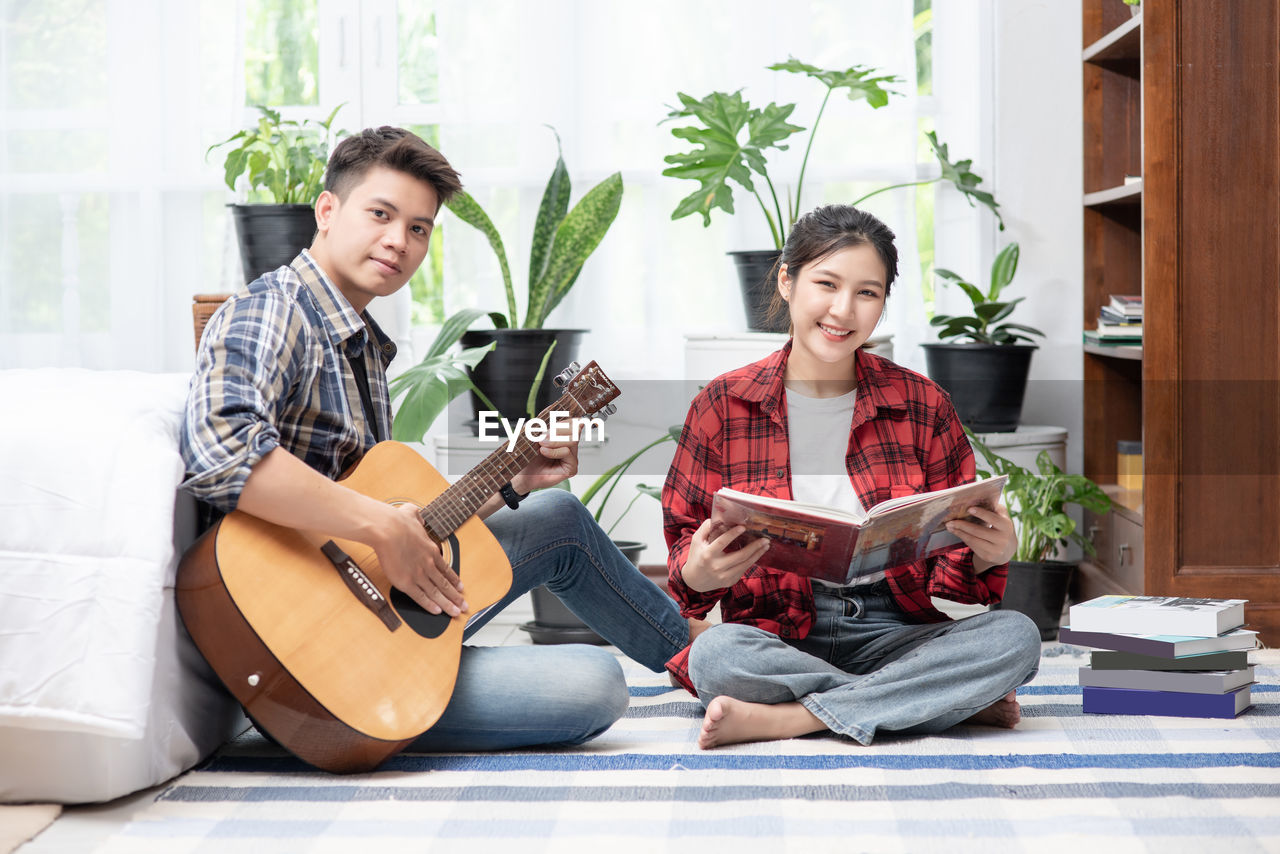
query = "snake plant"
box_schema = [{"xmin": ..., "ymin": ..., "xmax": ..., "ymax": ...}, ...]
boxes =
[{"xmin": 446, "ymin": 129, "xmax": 623, "ymax": 329}]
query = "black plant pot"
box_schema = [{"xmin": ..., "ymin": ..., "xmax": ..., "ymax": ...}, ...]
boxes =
[
  {"xmin": 521, "ymin": 540, "xmax": 645, "ymax": 645},
  {"xmin": 228, "ymin": 204, "xmax": 317, "ymax": 283},
  {"xmin": 728, "ymin": 250, "xmax": 787, "ymax": 332},
  {"xmin": 922, "ymin": 343, "xmax": 1037, "ymax": 432},
  {"xmin": 459, "ymin": 329, "xmax": 586, "ymax": 430},
  {"xmin": 992, "ymin": 560, "xmax": 1075, "ymax": 641}
]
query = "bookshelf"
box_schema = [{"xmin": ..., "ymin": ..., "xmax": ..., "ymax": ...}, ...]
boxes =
[
  {"xmin": 1078, "ymin": 0, "xmax": 1280, "ymax": 644},
  {"xmin": 1079, "ymin": 1, "xmax": 1144, "ymax": 602}
]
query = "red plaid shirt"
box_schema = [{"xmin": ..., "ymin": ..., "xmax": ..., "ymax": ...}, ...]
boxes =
[{"xmin": 662, "ymin": 342, "xmax": 1008, "ymax": 691}]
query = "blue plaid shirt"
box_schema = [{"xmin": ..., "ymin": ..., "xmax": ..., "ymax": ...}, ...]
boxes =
[{"xmin": 181, "ymin": 250, "xmax": 397, "ymax": 513}]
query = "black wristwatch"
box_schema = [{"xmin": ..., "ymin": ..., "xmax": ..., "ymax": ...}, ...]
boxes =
[{"xmin": 500, "ymin": 482, "xmax": 529, "ymax": 510}]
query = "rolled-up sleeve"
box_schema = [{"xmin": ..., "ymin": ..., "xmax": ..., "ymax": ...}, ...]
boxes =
[
  {"xmin": 662, "ymin": 389, "xmax": 733, "ymax": 617},
  {"xmin": 180, "ymin": 291, "xmax": 307, "ymax": 512}
]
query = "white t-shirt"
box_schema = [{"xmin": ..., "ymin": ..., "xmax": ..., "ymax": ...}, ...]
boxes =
[{"xmin": 785, "ymin": 387, "xmax": 885, "ymax": 587}]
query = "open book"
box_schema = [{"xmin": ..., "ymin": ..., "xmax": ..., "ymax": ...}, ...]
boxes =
[{"xmin": 709, "ymin": 475, "xmax": 1007, "ymax": 585}]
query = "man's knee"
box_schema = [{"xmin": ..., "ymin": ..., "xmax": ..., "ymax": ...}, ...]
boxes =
[{"xmin": 560, "ymin": 649, "xmax": 629, "ymax": 741}]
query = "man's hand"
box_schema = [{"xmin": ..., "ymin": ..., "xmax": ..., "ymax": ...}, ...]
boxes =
[
  {"xmin": 371, "ymin": 501, "xmax": 468, "ymax": 617},
  {"xmin": 680, "ymin": 519, "xmax": 770, "ymax": 593},
  {"xmin": 947, "ymin": 502, "xmax": 1017, "ymax": 573},
  {"xmin": 511, "ymin": 440, "xmax": 579, "ymax": 494}
]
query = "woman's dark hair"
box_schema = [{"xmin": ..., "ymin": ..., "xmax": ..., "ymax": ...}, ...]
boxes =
[
  {"xmin": 765, "ymin": 204, "xmax": 899, "ymax": 328},
  {"xmin": 324, "ymin": 126, "xmax": 463, "ymax": 208}
]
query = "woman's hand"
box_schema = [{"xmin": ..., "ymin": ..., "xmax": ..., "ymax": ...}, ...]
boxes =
[
  {"xmin": 947, "ymin": 502, "xmax": 1017, "ymax": 573},
  {"xmin": 680, "ymin": 519, "xmax": 770, "ymax": 592}
]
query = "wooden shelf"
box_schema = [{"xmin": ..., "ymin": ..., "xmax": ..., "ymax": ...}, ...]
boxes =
[
  {"xmin": 1083, "ymin": 13, "xmax": 1141, "ymax": 66},
  {"xmin": 1083, "ymin": 180, "xmax": 1142, "ymax": 207},
  {"xmin": 1083, "ymin": 342, "xmax": 1142, "ymax": 360}
]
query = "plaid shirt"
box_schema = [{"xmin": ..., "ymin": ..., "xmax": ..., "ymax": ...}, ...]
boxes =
[
  {"xmin": 181, "ymin": 250, "xmax": 396, "ymax": 512},
  {"xmin": 662, "ymin": 342, "xmax": 1008, "ymax": 691}
]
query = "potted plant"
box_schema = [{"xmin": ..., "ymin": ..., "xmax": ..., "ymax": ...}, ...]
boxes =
[
  {"xmin": 523, "ymin": 425, "xmax": 680, "ymax": 645},
  {"xmin": 386, "ymin": 307, "xmax": 503, "ymax": 443},
  {"xmin": 447, "ymin": 129, "xmax": 623, "ymax": 427},
  {"xmin": 207, "ymin": 104, "xmax": 346, "ymax": 283},
  {"xmin": 662, "ymin": 58, "xmax": 1002, "ymax": 330},
  {"xmin": 967, "ymin": 428, "xmax": 1113, "ymax": 640},
  {"xmin": 922, "ymin": 242, "xmax": 1044, "ymax": 432}
]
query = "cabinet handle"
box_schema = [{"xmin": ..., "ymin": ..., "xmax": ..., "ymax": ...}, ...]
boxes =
[
  {"xmin": 1087, "ymin": 524, "xmax": 1100, "ymax": 544},
  {"xmin": 1118, "ymin": 543, "xmax": 1131, "ymax": 566}
]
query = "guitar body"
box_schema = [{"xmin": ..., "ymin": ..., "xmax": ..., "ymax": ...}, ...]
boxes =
[{"xmin": 176, "ymin": 441, "xmax": 513, "ymax": 773}]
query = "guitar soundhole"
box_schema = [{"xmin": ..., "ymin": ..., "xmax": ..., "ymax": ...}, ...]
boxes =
[{"xmin": 389, "ymin": 532, "xmax": 460, "ymax": 639}]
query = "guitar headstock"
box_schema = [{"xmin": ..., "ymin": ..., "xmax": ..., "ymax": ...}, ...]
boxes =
[{"xmin": 553, "ymin": 361, "xmax": 620, "ymax": 418}]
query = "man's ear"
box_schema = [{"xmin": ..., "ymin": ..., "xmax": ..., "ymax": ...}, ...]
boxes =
[{"xmin": 314, "ymin": 190, "xmax": 338, "ymax": 236}]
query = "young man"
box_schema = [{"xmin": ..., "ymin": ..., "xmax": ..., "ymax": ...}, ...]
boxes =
[{"xmin": 182, "ymin": 126, "xmax": 689, "ymax": 750}]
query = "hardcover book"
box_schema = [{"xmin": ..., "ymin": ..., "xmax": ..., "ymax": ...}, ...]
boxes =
[
  {"xmin": 709, "ymin": 476, "xmax": 1007, "ymax": 586},
  {"xmin": 1108, "ymin": 294, "xmax": 1144, "ymax": 317},
  {"xmin": 1081, "ymin": 685, "xmax": 1252, "ymax": 719},
  {"xmin": 1089, "ymin": 649, "xmax": 1252, "ymax": 672},
  {"xmin": 1058, "ymin": 626, "xmax": 1259, "ymax": 657},
  {"xmin": 1068, "ymin": 595, "xmax": 1246, "ymax": 638},
  {"xmin": 1078, "ymin": 665, "xmax": 1255, "ymax": 695}
]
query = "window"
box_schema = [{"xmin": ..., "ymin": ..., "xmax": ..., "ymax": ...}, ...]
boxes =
[{"xmin": 2, "ymin": 1, "xmax": 985, "ymax": 377}]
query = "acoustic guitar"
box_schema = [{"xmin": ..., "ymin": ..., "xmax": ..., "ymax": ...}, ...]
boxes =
[{"xmin": 176, "ymin": 361, "xmax": 620, "ymax": 772}]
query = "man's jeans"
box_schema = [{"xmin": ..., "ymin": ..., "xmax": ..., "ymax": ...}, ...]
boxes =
[
  {"xmin": 686, "ymin": 580, "xmax": 1042, "ymax": 744},
  {"xmin": 409, "ymin": 489, "xmax": 687, "ymax": 751}
]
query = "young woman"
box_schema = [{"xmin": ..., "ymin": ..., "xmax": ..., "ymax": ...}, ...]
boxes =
[{"xmin": 662, "ymin": 205, "xmax": 1042, "ymax": 749}]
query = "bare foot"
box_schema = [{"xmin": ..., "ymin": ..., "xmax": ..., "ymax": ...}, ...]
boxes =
[
  {"xmin": 698, "ymin": 696, "xmax": 826, "ymax": 749},
  {"xmin": 964, "ymin": 691, "xmax": 1022, "ymax": 728}
]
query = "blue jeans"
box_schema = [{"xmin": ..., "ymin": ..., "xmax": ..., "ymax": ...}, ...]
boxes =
[
  {"xmin": 686, "ymin": 580, "xmax": 1042, "ymax": 745},
  {"xmin": 409, "ymin": 490, "xmax": 687, "ymax": 752}
]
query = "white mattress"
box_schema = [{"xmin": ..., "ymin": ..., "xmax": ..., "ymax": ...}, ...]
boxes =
[{"xmin": 0, "ymin": 369, "xmax": 244, "ymax": 803}]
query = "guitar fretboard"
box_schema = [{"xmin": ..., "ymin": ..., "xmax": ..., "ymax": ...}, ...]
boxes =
[{"xmin": 418, "ymin": 395, "xmax": 591, "ymax": 538}]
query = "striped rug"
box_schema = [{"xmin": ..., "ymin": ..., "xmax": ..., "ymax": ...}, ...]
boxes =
[{"xmin": 88, "ymin": 646, "xmax": 1280, "ymax": 854}]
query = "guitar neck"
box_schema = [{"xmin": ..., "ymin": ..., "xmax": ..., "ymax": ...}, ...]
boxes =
[{"xmin": 418, "ymin": 400, "xmax": 589, "ymax": 539}]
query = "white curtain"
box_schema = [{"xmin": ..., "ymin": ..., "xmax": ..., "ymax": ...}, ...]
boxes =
[
  {"xmin": 1, "ymin": 1, "xmax": 980, "ymax": 379},
  {"xmin": 0, "ymin": 0, "xmax": 244, "ymax": 371}
]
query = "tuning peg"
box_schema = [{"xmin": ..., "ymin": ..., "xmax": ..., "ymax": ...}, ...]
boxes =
[
  {"xmin": 553, "ymin": 361, "xmax": 583, "ymax": 388},
  {"xmin": 602, "ymin": 403, "xmax": 617, "ymax": 417}
]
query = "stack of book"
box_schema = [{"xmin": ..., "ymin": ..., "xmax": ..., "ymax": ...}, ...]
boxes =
[
  {"xmin": 1084, "ymin": 294, "xmax": 1143, "ymax": 345},
  {"xmin": 1059, "ymin": 595, "xmax": 1257, "ymax": 718}
]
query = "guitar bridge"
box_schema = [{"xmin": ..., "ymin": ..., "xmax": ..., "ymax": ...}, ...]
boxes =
[{"xmin": 321, "ymin": 541, "xmax": 402, "ymax": 632}]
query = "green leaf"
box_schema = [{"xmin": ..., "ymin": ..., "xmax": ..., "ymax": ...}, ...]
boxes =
[
  {"xmin": 996, "ymin": 321, "xmax": 1046, "ymax": 339},
  {"xmin": 445, "ymin": 191, "xmax": 516, "ymax": 326},
  {"xmin": 529, "ymin": 128, "xmax": 572, "ymax": 292},
  {"xmin": 925, "ymin": 131, "xmax": 1004, "ymax": 230},
  {"xmin": 989, "ymin": 242, "xmax": 1020, "ymax": 299},
  {"xmin": 526, "ymin": 172, "xmax": 623, "ymax": 327},
  {"xmin": 976, "ymin": 299, "xmax": 1020, "ymax": 324},
  {"xmin": 424, "ymin": 308, "xmax": 491, "ymax": 360},
  {"xmin": 388, "ymin": 342, "xmax": 494, "ymax": 442},
  {"xmin": 526, "ymin": 340, "xmax": 558, "ymax": 418},
  {"xmin": 767, "ymin": 57, "xmax": 903, "ymax": 109},
  {"xmin": 636, "ymin": 483, "xmax": 663, "ymax": 500},
  {"xmin": 661, "ymin": 90, "xmax": 803, "ymax": 228}
]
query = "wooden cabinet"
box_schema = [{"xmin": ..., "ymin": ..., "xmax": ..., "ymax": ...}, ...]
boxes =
[{"xmin": 1080, "ymin": 0, "xmax": 1280, "ymax": 644}]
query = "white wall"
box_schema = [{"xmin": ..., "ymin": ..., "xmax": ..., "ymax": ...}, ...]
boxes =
[{"xmin": 989, "ymin": 0, "xmax": 1085, "ymax": 474}]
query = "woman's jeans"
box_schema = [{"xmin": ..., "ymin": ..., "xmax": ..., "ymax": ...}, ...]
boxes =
[
  {"xmin": 686, "ymin": 579, "xmax": 1042, "ymax": 745},
  {"xmin": 409, "ymin": 490, "xmax": 688, "ymax": 752}
]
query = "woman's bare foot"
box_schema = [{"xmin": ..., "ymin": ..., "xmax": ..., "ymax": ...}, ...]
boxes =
[
  {"xmin": 698, "ymin": 696, "xmax": 827, "ymax": 749},
  {"xmin": 964, "ymin": 691, "xmax": 1022, "ymax": 728}
]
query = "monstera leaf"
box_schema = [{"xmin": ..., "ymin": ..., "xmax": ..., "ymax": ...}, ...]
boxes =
[
  {"xmin": 768, "ymin": 58, "xmax": 902, "ymax": 109},
  {"xmin": 926, "ymin": 131, "xmax": 1005, "ymax": 230},
  {"xmin": 661, "ymin": 90, "xmax": 803, "ymax": 233}
]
